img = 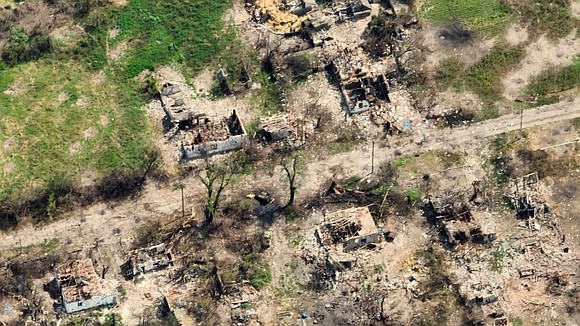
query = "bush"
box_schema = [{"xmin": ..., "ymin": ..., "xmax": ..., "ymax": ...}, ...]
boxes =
[
  {"xmin": 2, "ymin": 27, "xmax": 52, "ymax": 65},
  {"xmin": 241, "ymin": 253, "xmax": 271, "ymax": 290}
]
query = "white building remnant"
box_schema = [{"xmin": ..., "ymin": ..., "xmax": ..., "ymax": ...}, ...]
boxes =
[
  {"xmin": 158, "ymin": 80, "xmax": 247, "ymax": 161},
  {"xmin": 55, "ymin": 259, "xmax": 116, "ymax": 314}
]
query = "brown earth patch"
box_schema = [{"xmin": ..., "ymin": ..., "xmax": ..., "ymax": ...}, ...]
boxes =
[
  {"xmin": 3, "ymin": 81, "xmax": 25, "ymax": 96},
  {"xmin": 108, "ymin": 40, "xmax": 128, "ymax": 61},
  {"xmin": 422, "ymin": 22, "xmax": 497, "ymax": 72},
  {"xmin": 191, "ymin": 67, "xmax": 214, "ymax": 93},
  {"xmin": 571, "ymin": 1, "xmax": 580, "ymax": 19},
  {"xmin": 75, "ymin": 95, "xmax": 89, "ymax": 107},
  {"xmin": 505, "ymin": 24, "xmax": 529, "ymax": 46},
  {"xmin": 502, "ymin": 31, "xmax": 580, "ymax": 100},
  {"xmin": 57, "ymin": 92, "xmax": 69, "ymax": 103},
  {"xmin": 10, "ymin": 0, "xmax": 55, "ymax": 33},
  {"xmin": 3, "ymin": 162, "xmax": 15, "ymax": 174},
  {"xmin": 111, "ymin": 0, "xmax": 128, "ymax": 7},
  {"xmin": 108, "ymin": 27, "xmax": 120, "ymax": 39},
  {"xmin": 83, "ymin": 127, "xmax": 96, "ymax": 138},
  {"xmin": 3, "ymin": 136, "xmax": 15, "ymax": 151},
  {"xmin": 100, "ymin": 115, "xmax": 109, "ymax": 126},
  {"xmin": 92, "ymin": 70, "xmax": 106, "ymax": 84},
  {"xmin": 69, "ymin": 141, "xmax": 81, "ymax": 155},
  {"xmin": 80, "ymin": 170, "xmax": 98, "ymax": 187}
]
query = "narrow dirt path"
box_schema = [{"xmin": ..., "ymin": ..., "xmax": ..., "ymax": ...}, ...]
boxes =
[{"xmin": 1, "ymin": 97, "xmax": 578, "ymax": 250}]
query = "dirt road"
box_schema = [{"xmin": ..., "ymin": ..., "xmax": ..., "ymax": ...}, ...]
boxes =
[
  {"xmin": 1, "ymin": 97, "xmax": 578, "ymax": 251},
  {"xmin": 303, "ymin": 97, "xmax": 580, "ymax": 192}
]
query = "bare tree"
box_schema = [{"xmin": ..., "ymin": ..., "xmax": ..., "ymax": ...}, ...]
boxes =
[
  {"xmin": 199, "ymin": 162, "xmax": 233, "ymax": 224},
  {"xmin": 281, "ymin": 156, "xmax": 301, "ymax": 210}
]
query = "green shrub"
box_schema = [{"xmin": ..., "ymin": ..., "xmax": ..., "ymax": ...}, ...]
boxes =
[
  {"xmin": 242, "ymin": 253, "xmax": 272, "ymax": 290},
  {"xmin": 407, "ymin": 188, "xmax": 421, "ymax": 206},
  {"xmin": 2, "ymin": 27, "xmax": 52, "ymax": 65}
]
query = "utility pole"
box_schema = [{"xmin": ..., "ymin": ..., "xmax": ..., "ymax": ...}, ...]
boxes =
[
  {"xmin": 371, "ymin": 141, "xmax": 375, "ymax": 174},
  {"xmin": 180, "ymin": 186, "xmax": 184, "ymax": 218},
  {"xmin": 520, "ymin": 108, "xmax": 523, "ymax": 134}
]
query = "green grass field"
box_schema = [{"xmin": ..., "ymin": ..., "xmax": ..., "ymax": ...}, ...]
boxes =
[
  {"xmin": 418, "ymin": 0, "xmax": 510, "ymax": 34},
  {"xmin": 0, "ymin": 61, "xmax": 153, "ymax": 200},
  {"xmin": 506, "ymin": 0, "xmax": 579, "ymax": 39},
  {"xmin": 115, "ymin": 0, "xmax": 233, "ymax": 77}
]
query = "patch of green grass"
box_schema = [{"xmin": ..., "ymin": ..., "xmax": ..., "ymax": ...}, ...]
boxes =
[
  {"xmin": 407, "ymin": 188, "xmax": 421, "ymax": 206},
  {"xmin": 395, "ymin": 157, "xmax": 407, "ymax": 169},
  {"xmin": 0, "ymin": 60, "xmax": 153, "ymax": 201},
  {"xmin": 252, "ymin": 72, "xmax": 284, "ymax": 116},
  {"xmin": 243, "ymin": 253, "xmax": 272, "ymax": 291},
  {"xmin": 274, "ymin": 274, "xmax": 302, "ymax": 298},
  {"xmin": 438, "ymin": 150, "xmax": 465, "ymax": 169},
  {"xmin": 289, "ymin": 235, "xmax": 304, "ymax": 248},
  {"xmin": 523, "ymin": 55, "xmax": 580, "ymax": 105},
  {"xmin": 490, "ymin": 248, "xmax": 505, "ymax": 271},
  {"xmin": 506, "ymin": 0, "xmax": 579, "ymax": 39},
  {"xmin": 572, "ymin": 118, "xmax": 580, "ymax": 133},
  {"xmin": 509, "ymin": 316, "xmax": 523, "ymax": 326},
  {"xmin": 463, "ymin": 43, "xmax": 524, "ymax": 103},
  {"xmin": 438, "ymin": 43, "xmax": 524, "ymax": 117},
  {"xmin": 488, "ymin": 131, "xmax": 528, "ymax": 184},
  {"xmin": 0, "ymin": 238, "xmax": 59, "ymax": 260},
  {"xmin": 343, "ymin": 176, "xmax": 362, "ymax": 190},
  {"xmin": 373, "ymin": 264, "xmax": 384, "ymax": 274},
  {"xmin": 419, "ymin": 0, "xmax": 510, "ymax": 34},
  {"xmin": 116, "ymin": 0, "xmax": 233, "ymax": 77}
]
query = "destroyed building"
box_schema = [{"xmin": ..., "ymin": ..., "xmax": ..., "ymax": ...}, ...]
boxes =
[
  {"xmin": 424, "ymin": 194, "xmax": 496, "ymax": 248},
  {"xmin": 254, "ymin": 113, "xmax": 312, "ymax": 147},
  {"xmin": 181, "ymin": 110, "xmax": 246, "ymax": 160},
  {"xmin": 507, "ymin": 172, "xmax": 550, "ymax": 220},
  {"xmin": 317, "ymin": 207, "xmax": 383, "ymax": 252},
  {"xmin": 158, "ymin": 82, "xmax": 247, "ymax": 161},
  {"xmin": 122, "ymin": 243, "xmax": 173, "ymax": 279},
  {"xmin": 55, "ymin": 259, "xmax": 116, "ymax": 314},
  {"xmin": 325, "ymin": 46, "xmax": 391, "ymax": 115},
  {"xmin": 160, "ymin": 82, "xmax": 195, "ymax": 124}
]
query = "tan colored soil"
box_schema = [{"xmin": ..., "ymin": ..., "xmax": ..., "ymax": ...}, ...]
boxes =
[
  {"xmin": 69, "ymin": 141, "xmax": 81, "ymax": 155},
  {"xmin": 83, "ymin": 127, "xmax": 96, "ymax": 138},
  {"xmin": 505, "ymin": 24, "xmax": 529, "ymax": 46},
  {"xmin": 57, "ymin": 92, "xmax": 69, "ymax": 103},
  {"xmin": 3, "ymin": 162, "xmax": 15, "ymax": 174},
  {"xmin": 502, "ymin": 31, "xmax": 580, "ymax": 100}
]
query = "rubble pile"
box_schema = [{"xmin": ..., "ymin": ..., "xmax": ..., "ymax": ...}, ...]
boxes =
[{"xmin": 443, "ymin": 173, "xmax": 576, "ymax": 321}]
